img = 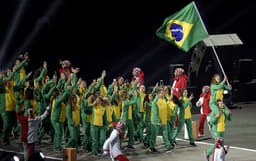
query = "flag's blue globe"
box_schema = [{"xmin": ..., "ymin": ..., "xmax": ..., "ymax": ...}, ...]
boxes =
[{"xmin": 170, "ymin": 23, "xmax": 183, "ymax": 41}]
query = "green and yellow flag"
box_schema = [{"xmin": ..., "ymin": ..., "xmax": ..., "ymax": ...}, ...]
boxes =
[{"xmin": 156, "ymin": 1, "xmax": 208, "ymax": 52}]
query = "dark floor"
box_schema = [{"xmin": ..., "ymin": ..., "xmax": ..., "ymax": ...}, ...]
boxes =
[{"xmin": 0, "ymin": 101, "xmax": 255, "ymax": 161}]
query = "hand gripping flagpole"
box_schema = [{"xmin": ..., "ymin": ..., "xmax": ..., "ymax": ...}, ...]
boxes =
[{"xmin": 192, "ymin": 1, "xmax": 230, "ymax": 85}]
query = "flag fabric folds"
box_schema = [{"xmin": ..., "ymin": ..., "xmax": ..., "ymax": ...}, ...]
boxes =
[{"xmin": 156, "ymin": 1, "xmax": 208, "ymax": 52}]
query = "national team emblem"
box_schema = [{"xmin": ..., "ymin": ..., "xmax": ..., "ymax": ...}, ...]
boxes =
[{"xmin": 170, "ymin": 23, "xmax": 184, "ymax": 41}]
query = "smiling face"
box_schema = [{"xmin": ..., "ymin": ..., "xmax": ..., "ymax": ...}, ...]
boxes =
[
  {"xmin": 139, "ymin": 85, "xmax": 145, "ymax": 93},
  {"xmin": 202, "ymin": 86, "xmax": 210, "ymax": 93},
  {"xmin": 132, "ymin": 67, "xmax": 140, "ymax": 76},
  {"xmin": 182, "ymin": 89, "xmax": 188, "ymax": 97},
  {"xmin": 61, "ymin": 60, "xmax": 71, "ymax": 69},
  {"xmin": 118, "ymin": 77, "xmax": 124, "ymax": 85},
  {"xmin": 148, "ymin": 94, "xmax": 153, "ymax": 101},
  {"xmin": 174, "ymin": 68, "xmax": 184, "ymax": 77},
  {"xmin": 164, "ymin": 86, "xmax": 169, "ymax": 95},
  {"xmin": 211, "ymin": 74, "xmax": 221, "ymax": 84},
  {"xmin": 15, "ymin": 59, "xmax": 20, "ymax": 65},
  {"xmin": 215, "ymin": 75, "xmax": 221, "ymax": 83},
  {"xmin": 80, "ymin": 80, "xmax": 87, "ymax": 88},
  {"xmin": 157, "ymin": 89, "xmax": 164, "ymax": 98},
  {"xmin": 217, "ymin": 100, "xmax": 224, "ymax": 109}
]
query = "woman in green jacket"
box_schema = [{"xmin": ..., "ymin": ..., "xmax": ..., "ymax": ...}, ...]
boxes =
[{"xmin": 51, "ymin": 86, "xmax": 72, "ymax": 151}]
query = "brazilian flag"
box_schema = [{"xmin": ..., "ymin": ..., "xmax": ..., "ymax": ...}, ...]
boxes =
[{"xmin": 156, "ymin": 1, "xmax": 208, "ymax": 52}]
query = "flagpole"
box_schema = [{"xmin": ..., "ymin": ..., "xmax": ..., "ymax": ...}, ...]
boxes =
[{"xmin": 192, "ymin": 1, "xmax": 230, "ymax": 84}]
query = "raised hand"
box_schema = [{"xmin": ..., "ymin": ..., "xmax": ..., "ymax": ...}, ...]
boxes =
[
  {"xmin": 101, "ymin": 70, "xmax": 106, "ymax": 78},
  {"xmin": 59, "ymin": 60, "xmax": 63, "ymax": 65},
  {"xmin": 27, "ymin": 71, "xmax": 33, "ymax": 78},
  {"xmin": 43, "ymin": 61, "xmax": 47, "ymax": 69},
  {"xmin": 223, "ymin": 75, "xmax": 228, "ymax": 82},
  {"xmin": 77, "ymin": 78, "xmax": 82, "ymax": 86},
  {"xmin": 72, "ymin": 67, "xmax": 80, "ymax": 74},
  {"xmin": 189, "ymin": 93, "xmax": 194, "ymax": 100}
]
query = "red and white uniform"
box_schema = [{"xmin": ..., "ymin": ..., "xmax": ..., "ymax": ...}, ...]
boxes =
[
  {"xmin": 16, "ymin": 107, "xmax": 50, "ymax": 161},
  {"xmin": 103, "ymin": 122, "xmax": 129, "ymax": 161},
  {"xmin": 171, "ymin": 68, "xmax": 187, "ymax": 126},
  {"xmin": 171, "ymin": 68, "xmax": 187, "ymax": 98},
  {"xmin": 132, "ymin": 67, "xmax": 144, "ymax": 87},
  {"xmin": 213, "ymin": 138, "xmax": 229, "ymax": 161},
  {"xmin": 59, "ymin": 60, "xmax": 72, "ymax": 80},
  {"xmin": 196, "ymin": 86, "xmax": 212, "ymax": 136}
]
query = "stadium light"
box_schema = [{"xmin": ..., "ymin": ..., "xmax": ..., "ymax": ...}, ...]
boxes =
[
  {"xmin": 5, "ymin": 0, "xmax": 64, "ymax": 69},
  {"xmin": 0, "ymin": 0, "xmax": 29, "ymax": 68},
  {"xmin": 12, "ymin": 156, "xmax": 20, "ymax": 161},
  {"xmin": 39, "ymin": 152, "xmax": 45, "ymax": 159}
]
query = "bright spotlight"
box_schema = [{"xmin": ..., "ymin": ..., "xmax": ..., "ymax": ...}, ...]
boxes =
[
  {"xmin": 13, "ymin": 156, "xmax": 20, "ymax": 161},
  {"xmin": 39, "ymin": 152, "xmax": 45, "ymax": 158},
  {"xmin": 28, "ymin": 151, "xmax": 45, "ymax": 161}
]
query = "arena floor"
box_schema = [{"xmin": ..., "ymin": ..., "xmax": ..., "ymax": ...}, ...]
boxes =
[{"xmin": 0, "ymin": 101, "xmax": 255, "ymax": 161}]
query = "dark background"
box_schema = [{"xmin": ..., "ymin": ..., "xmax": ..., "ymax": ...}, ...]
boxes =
[{"xmin": 0, "ymin": 0, "xmax": 255, "ymax": 99}]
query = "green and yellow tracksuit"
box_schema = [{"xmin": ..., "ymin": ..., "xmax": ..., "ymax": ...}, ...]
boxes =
[
  {"xmin": 105, "ymin": 103, "xmax": 114, "ymax": 137},
  {"xmin": 51, "ymin": 88, "xmax": 71, "ymax": 150},
  {"xmin": 14, "ymin": 59, "xmax": 29, "ymax": 85},
  {"xmin": 112, "ymin": 103, "xmax": 121, "ymax": 122},
  {"xmin": 135, "ymin": 92, "xmax": 145, "ymax": 143},
  {"xmin": 210, "ymin": 82, "xmax": 231, "ymax": 115},
  {"xmin": 143, "ymin": 100, "xmax": 152, "ymax": 146},
  {"xmin": 80, "ymin": 99, "xmax": 92, "ymax": 151},
  {"xmin": 171, "ymin": 97, "xmax": 191, "ymax": 144},
  {"xmin": 90, "ymin": 104, "xmax": 107, "ymax": 155},
  {"xmin": 167, "ymin": 100, "xmax": 178, "ymax": 144},
  {"xmin": 1, "ymin": 70, "xmax": 16, "ymax": 140},
  {"xmin": 183, "ymin": 97, "xmax": 195, "ymax": 144},
  {"xmin": 34, "ymin": 87, "xmax": 46, "ymax": 143},
  {"xmin": 0, "ymin": 84, "xmax": 16, "ymax": 144},
  {"xmin": 40, "ymin": 80, "xmax": 56, "ymax": 142},
  {"xmin": 120, "ymin": 96, "xmax": 138, "ymax": 147},
  {"xmin": 207, "ymin": 104, "xmax": 232, "ymax": 156},
  {"xmin": 34, "ymin": 68, "xmax": 47, "ymax": 88},
  {"xmin": 66, "ymin": 94, "xmax": 80, "ymax": 148},
  {"xmin": 149, "ymin": 96, "xmax": 171, "ymax": 150},
  {"xmin": 24, "ymin": 98, "xmax": 38, "ymax": 116},
  {"xmin": 110, "ymin": 92, "xmax": 121, "ymax": 122},
  {"xmin": 100, "ymin": 84, "xmax": 108, "ymax": 97}
]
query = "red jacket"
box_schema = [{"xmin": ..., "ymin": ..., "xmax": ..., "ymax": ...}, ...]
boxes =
[
  {"xmin": 16, "ymin": 112, "xmax": 28, "ymax": 143},
  {"xmin": 132, "ymin": 71, "xmax": 144, "ymax": 86},
  {"xmin": 172, "ymin": 74, "xmax": 188, "ymax": 98}
]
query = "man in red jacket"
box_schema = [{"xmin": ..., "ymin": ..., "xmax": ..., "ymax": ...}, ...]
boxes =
[
  {"xmin": 131, "ymin": 67, "xmax": 144, "ymax": 87},
  {"xmin": 171, "ymin": 67, "xmax": 188, "ymax": 129},
  {"xmin": 171, "ymin": 68, "xmax": 188, "ymax": 98},
  {"xmin": 196, "ymin": 85, "xmax": 212, "ymax": 137}
]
